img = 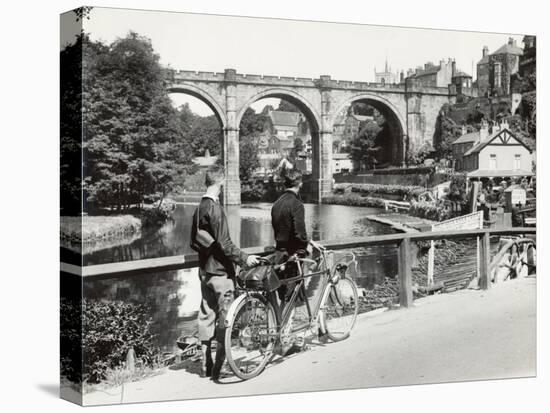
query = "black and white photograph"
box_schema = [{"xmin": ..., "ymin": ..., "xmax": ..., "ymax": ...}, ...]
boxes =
[{"xmin": 57, "ymin": 4, "xmax": 539, "ymax": 407}]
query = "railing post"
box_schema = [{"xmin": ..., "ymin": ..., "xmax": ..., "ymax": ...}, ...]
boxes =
[
  {"xmin": 478, "ymin": 231, "xmax": 491, "ymax": 290},
  {"xmin": 398, "ymin": 238, "xmax": 413, "ymax": 308}
]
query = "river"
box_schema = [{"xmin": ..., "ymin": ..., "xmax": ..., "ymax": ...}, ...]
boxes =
[{"xmin": 75, "ymin": 202, "xmax": 399, "ymax": 351}]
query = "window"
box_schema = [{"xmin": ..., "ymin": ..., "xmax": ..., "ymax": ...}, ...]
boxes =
[
  {"xmin": 514, "ymin": 154, "xmax": 521, "ymax": 170},
  {"xmin": 489, "ymin": 154, "xmax": 497, "ymax": 170},
  {"xmin": 494, "ymin": 63, "xmax": 502, "ymax": 88}
]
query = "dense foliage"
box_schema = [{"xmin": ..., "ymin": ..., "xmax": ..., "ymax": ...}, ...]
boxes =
[
  {"xmin": 61, "ymin": 298, "xmax": 160, "ymax": 384},
  {"xmin": 60, "ymin": 35, "xmax": 85, "ymax": 214},
  {"xmin": 409, "ymin": 201, "xmax": 453, "ymax": 222},
  {"xmin": 333, "ymin": 183, "xmax": 425, "ymax": 198},
  {"xmin": 239, "ymin": 136, "xmax": 261, "ymax": 180},
  {"xmin": 176, "ymin": 103, "xmax": 221, "ymax": 156},
  {"xmin": 349, "ymin": 119, "xmax": 383, "ymax": 169},
  {"xmin": 322, "ymin": 194, "xmax": 387, "ymax": 208},
  {"xmin": 61, "ymin": 32, "xmax": 192, "ymax": 214}
]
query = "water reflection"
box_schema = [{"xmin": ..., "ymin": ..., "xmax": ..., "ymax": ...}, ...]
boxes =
[{"xmin": 82, "ymin": 203, "xmax": 396, "ymax": 265}]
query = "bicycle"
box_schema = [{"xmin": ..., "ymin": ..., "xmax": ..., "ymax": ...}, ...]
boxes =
[{"xmin": 223, "ymin": 241, "xmax": 359, "ymax": 380}]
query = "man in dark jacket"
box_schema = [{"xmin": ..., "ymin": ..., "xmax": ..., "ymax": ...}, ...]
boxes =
[
  {"xmin": 271, "ymin": 169, "xmax": 309, "ymax": 255},
  {"xmin": 271, "ymin": 169, "xmax": 310, "ymax": 304},
  {"xmin": 190, "ymin": 166, "xmax": 259, "ymax": 380}
]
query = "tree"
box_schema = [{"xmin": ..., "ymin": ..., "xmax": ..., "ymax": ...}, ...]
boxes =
[
  {"xmin": 61, "ymin": 34, "xmax": 95, "ymax": 214},
  {"xmin": 187, "ymin": 115, "xmax": 222, "ymax": 156},
  {"xmin": 260, "ymin": 105, "xmax": 275, "ymax": 115},
  {"xmin": 349, "ymin": 120, "xmax": 383, "ymax": 170},
  {"xmin": 239, "ymin": 107, "xmax": 270, "ymax": 138},
  {"xmin": 80, "ymin": 32, "xmax": 191, "ymax": 212},
  {"xmin": 277, "ymin": 100, "xmax": 300, "ymax": 112},
  {"xmin": 433, "ymin": 110, "xmax": 462, "ymax": 159},
  {"xmin": 239, "ymin": 137, "xmax": 260, "ymax": 180}
]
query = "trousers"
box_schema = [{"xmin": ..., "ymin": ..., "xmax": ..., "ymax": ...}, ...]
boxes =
[{"xmin": 198, "ymin": 270, "xmax": 235, "ymax": 344}]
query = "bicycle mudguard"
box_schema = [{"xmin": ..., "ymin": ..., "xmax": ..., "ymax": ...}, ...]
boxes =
[{"xmin": 224, "ymin": 292, "xmax": 268, "ymax": 328}]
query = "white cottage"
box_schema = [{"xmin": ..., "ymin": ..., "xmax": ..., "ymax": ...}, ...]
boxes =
[{"xmin": 452, "ymin": 120, "xmax": 533, "ymax": 180}]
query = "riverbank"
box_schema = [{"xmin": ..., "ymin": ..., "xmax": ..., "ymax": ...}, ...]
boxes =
[
  {"xmin": 60, "ymin": 215, "xmax": 142, "ymax": 244},
  {"xmin": 365, "ymin": 212, "xmax": 436, "ymax": 233}
]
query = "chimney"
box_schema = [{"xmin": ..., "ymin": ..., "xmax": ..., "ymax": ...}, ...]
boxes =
[
  {"xmin": 479, "ymin": 120, "xmax": 489, "ymax": 142},
  {"xmin": 451, "ymin": 60, "xmax": 457, "ymax": 77},
  {"xmin": 501, "ymin": 118, "xmax": 509, "ymax": 130},
  {"xmin": 461, "ymin": 124, "xmax": 467, "ymax": 136},
  {"xmin": 508, "ymin": 37, "xmax": 515, "ymax": 46},
  {"xmin": 482, "ymin": 46, "xmax": 489, "ymax": 57}
]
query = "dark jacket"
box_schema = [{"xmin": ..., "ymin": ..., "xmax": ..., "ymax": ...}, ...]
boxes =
[
  {"xmin": 190, "ymin": 196, "xmax": 247, "ymax": 277},
  {"xmin": 271, "ymin": 189, "xmax": 309, "ymax": 254}
]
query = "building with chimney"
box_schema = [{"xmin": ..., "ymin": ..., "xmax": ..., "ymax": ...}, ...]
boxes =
[
  {"xmin": 452, "ymin": 120, "xmax": 532, "ymax": 179},
  {"xmin": 406, "ymin": 58, "xmax": 456, "ymax": 87},
  {"xmin": 476, "ymin": 38, "xmax": 523, "ymax": 97}
]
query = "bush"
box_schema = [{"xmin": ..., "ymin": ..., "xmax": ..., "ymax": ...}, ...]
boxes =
[
  {"xmin": 322, "ymin": 194, "xmax": 387, "ymax": 208},
  {"xmin": 409, "ymin": 201, "xmax": 452, "ymax": 221},
  {"xmin": 335, "ymin": 183, "xmax": 425, "ymax": 199},
  {"xmin": 60, "ymin": 298, "xmax": 83, "ymax": 384},
  {"xmin": 61, "ymin": 298, "xmax": 161, "ymax": 384},
  {"xmin": 140, "ymin": 200, "xmax": 175, "ymax": 227},
  {"xmin": 372, "ymin": 166, "xmax": 435, "ymax": 175}
]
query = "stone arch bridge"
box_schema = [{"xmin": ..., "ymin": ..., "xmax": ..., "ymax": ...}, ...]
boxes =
[{"xmin": 165, "ymin": 68, "xmax": 456, "ymax": 204}]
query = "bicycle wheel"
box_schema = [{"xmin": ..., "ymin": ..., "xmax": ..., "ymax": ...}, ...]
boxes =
[
  {"xmin": 224, "ymin": 294, "xmax": 277, "ymax": 380},
  {"xmin": 319, "ymin": 277, "xmax": 358, "ymax": 342}
]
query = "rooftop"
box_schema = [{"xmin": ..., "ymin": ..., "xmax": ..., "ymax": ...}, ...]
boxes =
[
  {"xmin": 269, "ymin": 110, "xmax": 301, "ymax": 127},
  {"xmin": 453, "ymin": 71, "xmax": 472, "ymax": 78},
  {"xmin": 492, "ymin": 43, "xmax": 523, "ymax": 56},
  {"xmin": 453, "ymin": 131, "xmax": 480, "ymax": 144},
  {"xmin": 463, "ymin": 128, "xmax": 531, "ymax": 156},
  {"xmin": 467, "ymin": 169, "xmax": 533, "ymax": 178}
]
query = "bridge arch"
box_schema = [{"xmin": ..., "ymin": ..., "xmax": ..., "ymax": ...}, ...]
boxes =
[
  {"xmin": 236, "ymin": 88, "xmax": 324, "ymax": 202},
  {"xmin": 331, "ymin": 93, "xmax": 406, "ymax": 165},
  {"xmin": 236, "ymin": 88, "xmax": 322, "ymax": 133},
  {"xmin": 167, "ymin": 83, "xmax": 227, "ymax": 130}
]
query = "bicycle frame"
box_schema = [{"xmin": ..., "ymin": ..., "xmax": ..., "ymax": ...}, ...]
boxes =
[
  {"xmin": 270, "ymin": 246, "xmax": 357, "ymax": 335},
  {"xmin": 227, "ymin": 245, "xmax": 358, "ymax": 340}
]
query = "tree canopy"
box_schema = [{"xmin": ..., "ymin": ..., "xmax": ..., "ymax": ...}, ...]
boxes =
[{"xmin": 61, "ymin": 32, "xmax": 193, "ymax": 213}]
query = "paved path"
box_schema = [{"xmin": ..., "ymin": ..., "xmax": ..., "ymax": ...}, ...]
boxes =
[{"xmin": 83, "ymin": 276, "xmax": 536, "ymax": 406}]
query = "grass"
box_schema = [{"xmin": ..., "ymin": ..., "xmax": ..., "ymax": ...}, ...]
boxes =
[{"xmin": 60, "ymin": 215, "xmax": 142, "ymax": 243}]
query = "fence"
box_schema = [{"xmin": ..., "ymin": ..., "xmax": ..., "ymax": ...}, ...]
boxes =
[{"xmin": 61, "ymin": 227, "xmax": 536, "ymax": 309}]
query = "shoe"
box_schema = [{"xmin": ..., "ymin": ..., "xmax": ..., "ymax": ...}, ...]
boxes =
[
  {"xmin": 317, "ymin": 328, "xmax": 330, "ymax": 344},
  {"xmin": 211, "ymin": 347, "xmax": 226, "ymax": 381},
  {"xmin": 200, "ymin": 365, "xmax": 212, "ymax": 378}
]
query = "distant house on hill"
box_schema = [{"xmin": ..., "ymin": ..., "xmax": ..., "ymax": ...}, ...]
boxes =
[
  {"xmin": 267, "ymin": 110, "xmax": 309, "ymax": 140},
  {"xmin": 452, "ymin": 120, "xmax": 533, "ymax": 181},
  {"xmin": 331, "ymin": 152, "xmax": 353, "ymax": 174},
  {"xmin": 252, "ymin": 130, "xmax": 296, "ymax": 174},
  {"xmin": 407, "ymin": 58, "xmax": 455, "ymax": 87},
  {"xmin": 476, "ymin": 38, "xmax": 523, "ymax": 97}
]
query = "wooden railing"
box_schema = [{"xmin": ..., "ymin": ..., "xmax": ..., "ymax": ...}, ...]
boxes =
[{"xmin": 61, "ymin": 227, "xmax": 536, "ymax": 309}]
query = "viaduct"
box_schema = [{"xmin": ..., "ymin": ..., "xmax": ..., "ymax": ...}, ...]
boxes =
[{"xmin": 165, "ymin": 68, "xmax": 457, "ymax": 204}]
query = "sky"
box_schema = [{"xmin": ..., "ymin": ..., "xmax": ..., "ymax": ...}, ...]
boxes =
[{"xmin": 66, "ymin": 7, "xmax": 526, "ymax": 117}]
